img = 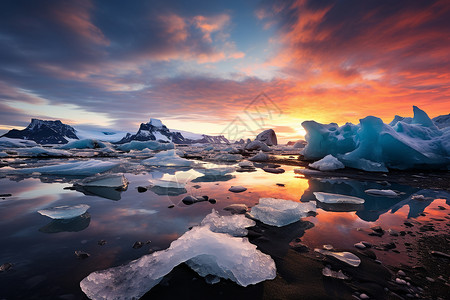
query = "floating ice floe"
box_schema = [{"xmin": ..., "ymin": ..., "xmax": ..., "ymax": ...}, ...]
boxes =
[
  {"xmin": 245, "ymin": 140, "xmax": 270, "ymax": 152},
  {"xmin": 301, "ymin": 106, "xmax": 450, "ymax": 171},
  {"xmin": 249, "ymin": 150, "xmax": 269, "ymax": 162},
  {"xmin": 142, "ymin": 150, "xmax": 193, "ymax": 167},
  {"xmin": 200, "ymin": 209, "xmax": 255, "ymax": 236},
  {"xmin": 80, "ymin": 210, "xmax": 276, "ymax": 300},
  {"xmin": 150, "ymin": 179, "xmax": 186, "ymax": 189},
  {"xmin": 59, "ymin": 139, "xmax": 108, "ymax": 149},
  {"xmin": 117, "ymin": 141, "xmax": 174, "ymax": 152},
  {"xmin": 0, "ymin": 137, "xmax": 38, "ymax": 148},
  {"xmin": 238, "ymin": 161, "xmax": 254, "ymax": 168},
  {"xmin": 195, "ymin": 167, "xmax": 235, "ymax": 176},
  {"xmin": 211, "ymin": 153, "xmax": 243, "ymax": 162},
  {"xmin": 250, "ymin": 198, "xmax": 316, "ymax": 227},
  {"xmin": 364, "ymin": 189, "xmax": 399, "ymax": 197},
  {"xmin": 15, "ymin": 147, "xmax": 72, "ymax": 157},
  {"xmin": 13, "ymin": 160, "xmax": 120, "ymax": 176},
  {"xmin": 294, "ymin": 168, "xmax": 323, "ymax": 176},
  {"xmin": 314, "ymin": 249, "xmax": 361, "ymax": 267},
  {"xmin": 38, "ymin": 204, "xmax": 90, "ymax": 219},
  {"xmin": 74, "ymin": 174, "xmax": 129, "ymax": 189},
  {"xmin": 313, "ymin": 192, "xmax": 365, "ymax": 204},
  {"xmin": 309, "ymin": 155, "xmax": 345, "ymax": 171}
]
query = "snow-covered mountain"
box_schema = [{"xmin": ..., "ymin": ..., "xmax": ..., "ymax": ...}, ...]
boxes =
[
  {"xmin": 116, "ymin": 118, "xmax": 229, "ymax": 144},
  {"xmin": 2, "ymin": 119, "xmax": 78, "ymax": 144}
]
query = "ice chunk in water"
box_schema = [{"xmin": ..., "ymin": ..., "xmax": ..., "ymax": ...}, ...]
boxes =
[
  {"xmin": 117, "ymin": 140, "xmax": 174, "ymax": 152},
  {"xmin": 195, "ymin": 167, "xmax": 235, "ymax": 176},
  {"xmin": 16, "ymin": 147, "xmax": 72, "ymax": 157},
  {"xmin": 309, "ymin": 155, "xmax": 344, "ymax": 171},
  {"xmin": 322, "ymin": 266, "xmax": 349, "ymax": 280},
  {"xmin": 250, "ymin": 198, "xmax": 316, "ymax": 227},
  {"xmin": 200, "ymin": 209, "xmax": 255, "ymax": 236},
  {"xmin": 150, "ymin": 179, "xmax": 186, "ymax": 189},
  {"xmin": 364, "ymin": 189, "xmax": 398, "ymax": 197},
  {"xmin": 314, "ymin": 249, "xmax": 361, "ymax": 267},
  {"xmin": 38, "ymin": 204, "xmax": 90, "ymax": 219},
  {"xmin": 14, "ymin": 160, "xmax": 120, "ymax": 176},
  {"xmin": 75, "ymin": 174, "xmax": 128, "ymax": 189},
  {"xmin": 59, "ymin": 139, "xmax": 108, "ymax": 149},
  {"xmin": 313, "ymin": 192, "xmax": 365, "ymax": 204},
  {"xmin": 80, "ymin": 211, "xmax": 276, "ymax": 300},
  {"xmin": 248, "ymin": 151, "xmax": 269, "ymax": 162},
  {"xmin": 142, "ymin": 150, "xmax": 193, "ymax": 167}
]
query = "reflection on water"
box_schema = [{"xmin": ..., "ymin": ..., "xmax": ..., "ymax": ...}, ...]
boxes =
[
  {"xmin": 0, "ymin": 163, "xmax": 448, "ymax": 299},
  {"xmin": 39, "ymin": 213, "xmax": 91, "ymax": 233}
]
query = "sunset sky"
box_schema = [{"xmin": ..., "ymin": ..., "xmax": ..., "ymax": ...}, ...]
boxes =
[{"xmin": 1, "ymin": 0, "xmax": 449, "ymax": 142}]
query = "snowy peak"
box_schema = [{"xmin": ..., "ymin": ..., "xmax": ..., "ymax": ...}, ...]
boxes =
[
  {"xmin": 2, "ymin": 119, "xmax": 78, "ymax": 144},
  {"xmin": 116, "ymin": 118, "xmax": 229, "ymax": 144}
]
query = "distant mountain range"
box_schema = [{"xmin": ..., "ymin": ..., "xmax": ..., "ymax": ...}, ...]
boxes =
[{"xmin": 1, "ymin": 118, "xmax": 229, "ymax": 145}]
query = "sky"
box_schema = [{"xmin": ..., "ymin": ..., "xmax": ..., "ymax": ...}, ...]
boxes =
[{"xmin": 0, "ymin": 0, "xmax": 449, "ymax": 142}]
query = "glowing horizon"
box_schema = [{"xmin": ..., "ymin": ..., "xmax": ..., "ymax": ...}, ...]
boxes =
[{"xmin": 0, "ymin": 0, "xmax": 449, "ymax": 143}]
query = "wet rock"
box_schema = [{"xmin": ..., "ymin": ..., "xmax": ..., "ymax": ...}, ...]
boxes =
[
  {"xmin": 323, "ymin": 244, "xmax": 334, "ymax": 251},
  {"xmin": 263, "ymin": 167, "xmax": 285, "ymax": 174},
  {"xmin": 228, "ymin": 186, "xmax": 247, "ymax": 193},
  {"xmin": 360, "ymin": 293, "xmax": 369, "ymax": 299},
  {"xmin": 208, "ymin": 198, "xmax": 216, "ymax": 204},
  {"xmin": 137, "ymin": 186, "xmax": 147, "ymax": 193},
  {"xmin": 0, "ymin": 193, "xmax": 12, "ymax": 197},
  {"xmin": 396, "ymin": 278, "xmax": 407, "ymax": 285},
  {"xmin": 388, "ymin": 229, "xmax": 399, "ymax": 236},
  {"xmin": 181, "ymin": 195, "xmax": 208, "ymax": 205},
  {"xmin": 168, "ymin": 205, "xmax": 174, "ymax": 208},
  {"xmin": 97, "ymin": 240, "xmax": 106, "ymax": 246},
  {"xmin": 397, "ymin": 270, "xmax": 406, "ymax": 277},
  {"xmin": 0, "ymin": 263, "xmax": 13, "ymax": 272},
  {"xmin": 382, "ymin": 242, "xmax": 396, "ymax": 250},
  {"xmin": 362, "ymin": 242, "xmax": 372, "ymax": 248},
  {"xmin": 132, "ymin": 241, "xmax": 144, "ymax": 249},
  {"xmin": 355, "ymin": 242, "xmax": 366, "ymax": 249},
  {"xmin": 276, "ymin": 183, "xmax": 285, "ymax": 187},
  {"xmin": 223, "ymin": 204, "xmax": 248, "ymax": 215},
  {"xmin": 403, "ymin": 221, "xmax": 414, "ymax": 227},
  {"xmin": 75, "ymin": 251, "xmax": 90, "ymax": 259}
]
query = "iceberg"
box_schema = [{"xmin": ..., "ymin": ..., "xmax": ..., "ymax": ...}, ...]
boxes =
[
  {"xmin": 74, "ymin": 174, "xmax": 129, "ymax": 189},
  {"xmin": 142, "ymin": 150, "xmax": 193, "ymax": 167},
  {"xmin": 13, "ymin": 160, "xmax": 120, "ymax": 176},
  {"xmin": 313, "ymin": 192, "xmax": 365, "ymax": 204},
  {"xmin": 200, "ymin": 209, "xmax": 255, "ymax": 236},
  {"xmin": 250, "ymin": 198, "xmax": 316, "ymax": 227},
  {"xmin": 301, "ymin": 106, "xmax": 450, "ymax": 171},
  {"xmin": 80, "ymin": 211, "xmax": 276, "ymax": 300},
  {"xmin": 15, "ymin": 147, "xmax": 72, "ymax": 157},
  {"xmin": 245, "ymin": 140, "xmax": 270, "ymax": 152},
  {"xmin": 314, "ymin": 249, "xmax": 361, "ymax": 267},
  {"xmin": 59, "ymin": 139, "xmax": 108, "ymax": 149},
  {"xmin": 38, "ymin": 204, "xmax": 90, "ymax": 219},
  {"xmin": 117, "ymin": 140, "xmax": 174, "ymax": 152},
  {"xmin": 364, "ymin": 189, "xmax": 398, "ymax": 197},
  {"xmin": 309, "ymin": 155, "xmax": 345, "ymax": 171},
  {"xmin": 248, "ymin": 150, "xmax": 269, "ymax": 162},
  {"xmin": 0, "ymin": 137, "xmax": 38, "ymax": 148}
]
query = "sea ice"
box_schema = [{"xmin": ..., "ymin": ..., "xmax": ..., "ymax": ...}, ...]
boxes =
[
  {"xmin": 15, "ymin": 147, "xmax": 72, "ymax": 157},
  {"xmin": 117, "ymin": 140, "xmax": 174, "ymax": 152},
  {"xmin": 248, "ymin": 150, "xmax": 269, "ymax": 162},
  {"xmin": 313, "ymin": 192, "xmax": 365, "ymax": 204},
  {"xmin": 309, "ymin": 155, "xmax": 345, "ymax": 171},
  {"xmin": 245, "ymin": 140, "xmax": 271, "ymax": 152},
  {"xmin": 14, "ymin": 160, "xmax": 120, "ymax": 176},
  {"xmin": 364, "ymin": 189, "xmax": 398, "ymax": 197},
  {"xmin": 200, "ymin": 209, "xmax": 255, "ymax": 236},
  {"xmin": 59, "ymin": 139, "xmax": 108, "ymax": 149},
  {"xmin": 38, "ymin": 204, "xmax": 90, "ymax": 219},
  {"xmin": 211, "ymin": 153, "xmax": 243, "ymax": 162},
  {"xmin": 314, "ymin": 249, "xmax": 361, "ymax": 267},
  {"xmin": 80, "ymin": 211, "xmax": 276, "ymax": 300},
  {"xmin": 301, "ymin": 106, "xmax": 450, "ymax": 171},
  {"xmin": 250, "ymin": 198, "xmax": 316, "ymax": 227},
  {"xmin": 195, "ymin": 167, "xmax": 235, "ymax": 176},
  {"xmin": 142, "ymin": 150, "xmax": 194, "ymax": 167},
  {"xmin": 75, "ymin": 174, "xmax": 128, "ymax": 189},
  {"xmin": 0, "ymin": 137, "xmax": 38, "ymax": 148},
  {"xmin": 322, "ymin": 266, "xmax": 349, "ymax": 280},
  {"xmin": 150, "ymin": 179, "xmax": 186, "ymax": 189}
]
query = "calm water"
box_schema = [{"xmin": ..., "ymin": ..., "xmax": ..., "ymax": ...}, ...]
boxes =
[{"xmin": 0, "ymin": 160, "xmax": 448, "ymax": 299}]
